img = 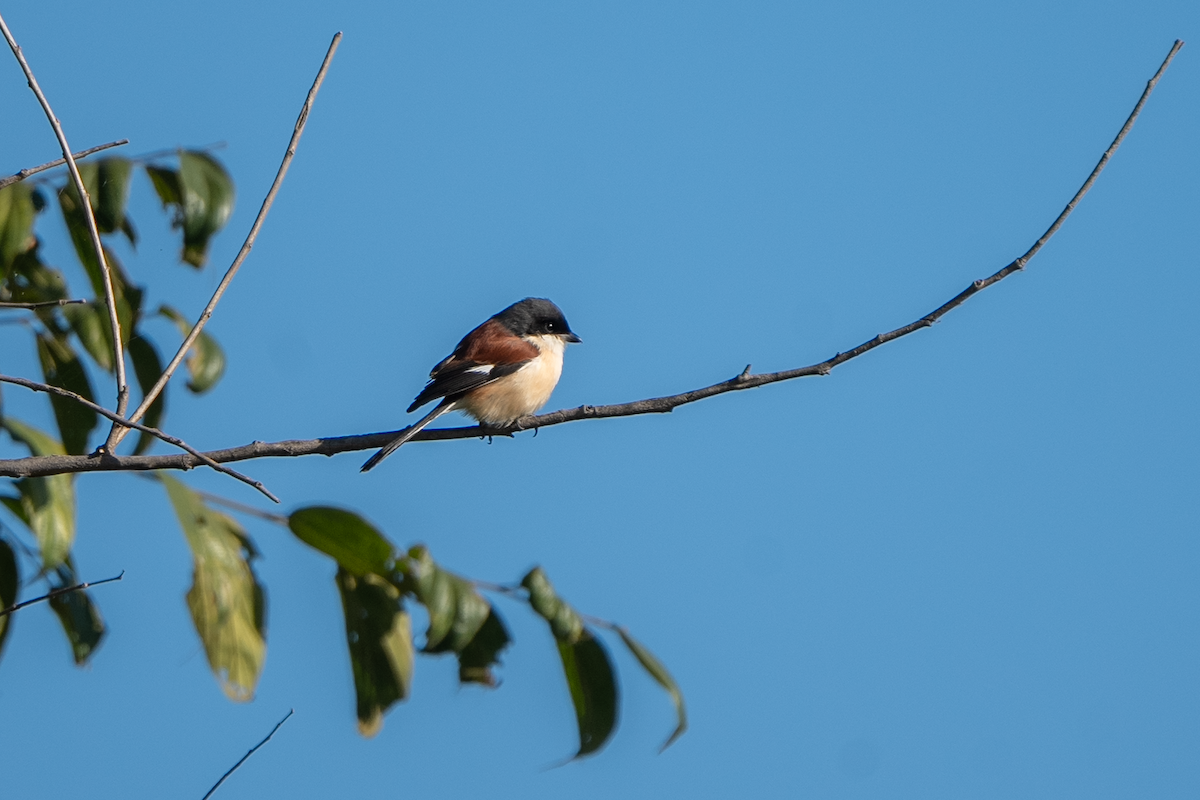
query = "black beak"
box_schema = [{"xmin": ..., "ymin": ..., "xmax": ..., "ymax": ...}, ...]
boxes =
[{"xmin": 563, "ymin": 332, "xmax": 582, "ymax": 344}]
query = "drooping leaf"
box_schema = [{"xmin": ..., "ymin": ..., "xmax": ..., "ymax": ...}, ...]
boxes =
[
  {"xmin": 407, "ymin": 545, "xmax": 488, "ymax": 652},
  {"xmin": 64, "ymin": 303, "xmax": 112, "ymax": 372},
  {"xmin": 158, "ymin": 304, "xmax": 225, "ymax": 393},
  {"xmin": 1, "ymin": 418, "xmax": 75, "ymax": 570},
  {"xmin": 407, "ymin": 545, "xmax": 511, "ymax": 685},
  {"xmin": 36, "ymin": 333, "xmax": 98, "ymax": 455},
  {"xmin": 177, "ymin": 152, "xmax": 235, "ymax": 268},
  {"xmin": 58, "ymin": 185, "xmax": 142, "ymax": 341},
  {"xmin": 160, "ymin": 474, "xmax": 266, "ymax": 701},
  {"xmin": 145, "ymin": 165, "xmax": 182, "ymax": 208},
  {"xmin": 521, "ymin": 565, "xmax": 584, "ymax": 642},
  {"xmin": 58, "ymin": 180, "xmax": 104, "ymax": 293},
  {"xmin": 0, "ymin": 538, "xmax": 18, "ymax": 662},
  {"xmin": 58, "ymin": 158, "xmax": 134, "ymax": 237},
  {"xmin": 521, "ymin": 566, "xmax": 619, "ymax": 758},
  {"xmin": 0, "ymin": 182, "xmax": 37, "ymax": 272},
  {"xmin": 288, "ymin": 507, "xmax": 394, "ymax": 576},
  {"xmin": 5, "ymin": 246, "xmax": 67, "ymax": 307},
  {"xmin": 557, "ymin": 632, "xmax": 618, "ymax": 758},
  {"xmin": 127, "ymin": 334, "xmax": 165, "ymax": 455},
  {"xmin": 48, "ymin": 558, "xmax": 105, "ymax": 665},
  {"xmin": 456, "ymin": 607, "xmax": 511, "ymax": 687},
  {"xmin": 616, "ymin": 626, "xmax": 688, "ymax": 751},
  {"xmin": 336, "ymin": 568, "xmax": 413, "ymax": 737}
]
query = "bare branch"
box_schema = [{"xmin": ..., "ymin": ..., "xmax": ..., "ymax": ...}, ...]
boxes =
[
  {"xmin": 0, "ymin": 299, "xmax": 89, "ymax": 310},
  {"xmin": 0, "ymin": 13, "xmax": 130, "ymax": 425},
  {"xmin": 0, "ymin": 139, "xmax": 129, "ymax": 191},
  {"xmin": 110, "ymin": 32, "xmax": 344, "ymax": 448},
  {"xmin": 200, "ymin": 709, "xmax": 294, "ymax": 800},
  {"xmin": 0, "ymin": 40, "xmax": 1182, "ymax": 480},
  {"xmin": 0, "ymin": 570, "xmax": 124, "ymax": 618},
  {"xmin": 0, "ymin": 373, "xmax": 279, "ymax": 502}
]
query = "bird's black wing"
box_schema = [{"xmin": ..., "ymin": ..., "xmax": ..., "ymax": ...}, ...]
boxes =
[{"xmin": 406, "ymin": 359, "xmax": 527, "ymax": 413}]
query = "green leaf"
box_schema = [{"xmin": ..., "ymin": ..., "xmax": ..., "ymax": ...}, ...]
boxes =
[
  {"xmin": 58, "ymin": 158, "xmax": 133, "ymax": 237},
  {"xmin": 0, "ymin": 495, "xmax": 27, "ymax": 526},
  {"xmin": 407, "ymin": 545, "xmax": 488, "ymax": 652},
  {"xmin": 456, "ymin": 607, "xmax": 511, "ymax": 687},
  {"xmin": 0, "ymin": 182, "xmax": 37, "ymax": 272},
  {"xmin": 127, "ymin": 334, "xmax": 165, "ymax": 455},
  {"xmin": 177, "ymin": 151, "xmax": 235, "ymax": 268},
  {"xmin": 288, "ymin": 507, "xmax": 395, "ymax": 576},
  {"xmin": 36, "ymin": 333, "xmax": 98, "ymax": 455},
  {"xmin": 64, "ymin": 304, "xmax": 112, "ymax": 371},
  {"xmin": 161, "ymin": 474, "xmax": 266, "ymax": 701},
  {"xmin": 521, "ymin": 566, "xmax": 584, "ymax": 642},
  {"xmin": 158, "ymin": 304, "xmax": 226, "ymax": 393},
  {"xmin": 0, "ymin": 538, "xmax": 18, "ymax": 662},
  {"xmin": 616, "ymin": 626, "xmax": 688, "ymax": 751},
  {"xmin": 4, "ymin": 246, "xmax": 67, "ymax": 307},
  {"xmin": 145, "ymin": 165, "xmax": 182, "ymax": 208},
  {"xmin": 557, "ymin": 632, "xmax": 619, "ymax": 758},
  {"xmin": 57, "ymin": 186, "xmax": 142, "ymax": 340},
  {"xmin": 48, "ymin": 558, "xmax": 105, "ymax": 665},
  {"xmin": 407, "ymin": 545, "xmax": 511, "ymax": 685},
  {"xmin": 521, "ymin": 566, "xmax": 618, "ymax": 758},
  {"xmin": 336, "ymin": 568, "xmax": 413, "ymax": 737},
  {"xmin": 1, "ymin": 418, "xmax": 75, "ymax": 570}
]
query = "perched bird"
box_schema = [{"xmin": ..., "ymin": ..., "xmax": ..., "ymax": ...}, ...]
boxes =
[{"xmin": 361, "ymin": 297, "xmax": 581, "ymax": 472}]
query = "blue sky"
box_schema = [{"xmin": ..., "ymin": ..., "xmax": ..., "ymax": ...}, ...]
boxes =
[{"xmin": 2, "ymin": 1, "xmax": 1198, "ymax": 797}]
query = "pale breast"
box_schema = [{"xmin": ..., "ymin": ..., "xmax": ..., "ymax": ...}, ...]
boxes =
[{"xmin": 458, "ymin": 334, "xmax": 565, "ymax": 425}]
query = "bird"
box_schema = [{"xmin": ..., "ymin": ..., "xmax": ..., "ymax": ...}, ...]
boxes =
[{"xmin": 361, "ymin": 297, "xmax": 581, "ymax": 472}]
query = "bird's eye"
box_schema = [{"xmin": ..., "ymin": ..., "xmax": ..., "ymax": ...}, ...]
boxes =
[{"xmin": 545, "ymin": 321, "xmax": 556, "ymax": 331}]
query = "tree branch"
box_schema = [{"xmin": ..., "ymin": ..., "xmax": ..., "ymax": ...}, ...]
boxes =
[
  {"xmin": 0, "ymin": 139, "xmax": 129, "ymax": 191},
  {"xmin": 0, "ymin": 374, "xmax": 278, "ymax": 502},
  {"xmin": 200, "ymin": 709, "xmax": 294, "ymax": 800},
  {"xmin": 0, "ymin": 299, "xmax": 88, "ymax": 310},
  {"xmin": 0, "ymin": 570, "xmax": 123, "ymax": 618},
  {"xmin": 109, "ymin": 31, "xmax": 343, "ymax": 448},
  {"xmin": 0, "ymin": 13, "xmax": 131, "ymax": 427},
  {"xmin": 0, "ymin": 39, "xmax": 1182, "ymax": 480}
]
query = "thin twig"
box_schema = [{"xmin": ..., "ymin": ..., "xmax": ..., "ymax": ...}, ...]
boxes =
[
  {"xmin": 200, "ymin": 709, "xmax": 294, "ymax": 800},
  {"xmin": 0, "ymin": 40, "xmax": 1182, "ymax": 479},
  {"xmin": 0, "ymin": 570, "xmax": 123, "ymax": 617},
  {"xmin": 129, "ymin": 141, "xmax": 227, "ymax": 164},
  {"xmin": 0, "ymin": 299, "xmax": 89, "ymax": 309},
  {"xmin": 0, "ymin": 13, "xmax": 130, "ymax": 427},
  {"xmin": 473, "ymin": 579, "xmax": 525, "ymax": 598},
  {"xmin": 111, "ymin": 32, "xmax": 343, "ymax": 448},
  {"xmin": 0, "ymin": 139, "xmax": 129, "ymax": 191},
  {"xmin": 135, "ymin": 475, "xmax": 290, "ymax": 525},
  {"xmin": 476, "ymin": 578, "xmax": 619, "ymax": 629},
  {"xmin": 0, "ymin": 373, "xmax": 279, "ymax": 502},
  {"xmin": 193, "ymin": 491, "xmax": 288, "ymax": 524}
]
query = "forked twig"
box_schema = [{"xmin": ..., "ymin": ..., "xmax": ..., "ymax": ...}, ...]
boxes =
[
  {"xmin": 0, "ymin": 13, "xmax": 130, "ymax": 426},
  {"xmin": 111, "ymin": 31, "xmax": 343, "ymax": 448}
]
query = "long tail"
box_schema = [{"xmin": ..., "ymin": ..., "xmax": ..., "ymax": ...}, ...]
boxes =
[{"xmin": 360, "ymin": 399, "xmax": 457, "ymax": 472}]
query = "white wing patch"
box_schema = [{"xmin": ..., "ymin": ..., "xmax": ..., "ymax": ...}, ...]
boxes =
[{"xmin": 467, "ymin": 365, "xmax": 494, "ymax": 374}]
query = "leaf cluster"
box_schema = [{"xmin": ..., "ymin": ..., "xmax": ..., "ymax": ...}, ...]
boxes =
[
  {"xmin": 289, "ymin": 506, "xmax": 685, "ymax": 754},
  {"xmin": 0, "ymin": 151, "xmax": 233, "ymax": 662},
  {"xmin": 0, "ymin": 151, "xmax": 232, "ymax": 457}
]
